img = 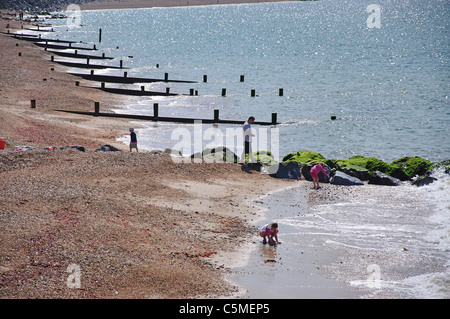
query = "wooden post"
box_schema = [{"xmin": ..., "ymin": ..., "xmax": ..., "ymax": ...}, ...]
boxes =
[
  {"xmin": 214, "ymin": 109, "xmax": 219, "ymax": 122},
  {"xmin": 240, "ymin": 75, "xmax": 245, "ymax": 82},
  {"xmin": 203, "ymin": 75, "xmax": 207, "ymax": 83},
  {"xmin": 30, "ymin": 100, "xmax": 36, "ymax": 108},
  {"xmin": 141, "ymin": 86, "xmax": 145, "ymax": 91},
  {"xmin": 124, "ymin": 71, "xmax": 128, "ymax": 78},
  {"xmin": 272, "ymin": 113, "xmax": 277, "ymax": 125},
  {"xmin": 251, "ymin": 89, "xmax": 256, "ymax": 97},
  {"xmin": 279, "ymin": 88, "xmax": 283, "ymax": 96},
  {"xmin": 51, "ymin": 55, "xmax": 54, "ymax": 62},
  {"xmin": 153, "ymin": 103, "xmax": 159, "ymax": 120},
  {"xmin": 120, "ymin": 60, "xmax": 123, "ymax": 68},
  {"xmin": 94, "ymin": 102, "xmax": 100, "ymax": 116},
  {"xmin": 99, "ymin": 28, "xmax": 102, "ymax": 42},
  {"xmin": 101, "ymin": 82, "xmax": 105, "ymax": 88},
  {"xmin": 164, "ymin": 73, "xmax": 168, "ymax": 82},
  {"xmin": 75, "ymin": 81, "xmax": 79, "ymax": 86},
  {"xmin": 190, "ymin": 89, "xmax": 194, "ymax": 96},
  {"xmin": 166, "ymin": 87, "xmax": 170, "ymax": 95},
  {"xmin": 222, "ymin": 88, "xmax": 226, "ymax": 96},
  {"xmin": 86, "ymin": 58, "xmax": 90, "ymax": 65}
]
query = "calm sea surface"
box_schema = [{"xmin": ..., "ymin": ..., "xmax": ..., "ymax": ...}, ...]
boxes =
[{"xmin": 43, "ymin": 0, "xmax": 449, "ymax": 298}]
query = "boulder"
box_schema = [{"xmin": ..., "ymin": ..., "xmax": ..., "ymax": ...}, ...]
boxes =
[
  {"xmin": 335, "ymin": 155, "xmax": 409, "ymax": 181},
  {"xmin": 330, "ymin": 171, "xmax": 364, "ymax": 186},
  {"xmin": 69, "ymin": 145, "xmax": 86, "ymax": 152},
  {"xmin": 334, "ymin": 166, "xmax": 372, "ymax": 181},
  {"xmin": 282, "ymin": 150, "xmax": 326, "ymax": 163},
  {"xmin": 368, "ymin": 171, "xmax": 402, "ymax": 186},
  {"xmin": 412, "ymin": 176, "xmax": 437, "ymax": 187},
  {"xmin": 391, "ymin": 156, "xmax": 433, "ymax": 180},
  {"xmin": 243, "ymin": 162, "xmax": 264, "ymax": 172},
  {"xmin": 301, "ymin": 163, "xmax": 331, "ymax": 182},
  {"xmin": 273, "ymin": 161, "xmax": 301, "ymax": 180},
  {"xmin": 95, "ymin": 144, "xmax": 121, "ymax": 152},
  {"xmin": 192, "ymin": 146, "xmax": 239, "ymax": 163}
]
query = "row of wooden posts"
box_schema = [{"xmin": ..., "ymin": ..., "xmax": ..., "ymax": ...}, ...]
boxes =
[
  {"xmin": 91, "ymin": 100, "xmax": 278, "ymax": 125},
  {"xmin": 72, "ymin": 69, "xmax": 286, "ymax": 97},
  {"xmin": 20, "ymin": 27, "xmax": 282, "ymax": 125}
]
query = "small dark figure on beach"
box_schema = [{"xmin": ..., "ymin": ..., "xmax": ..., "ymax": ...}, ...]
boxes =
[
  {"xmin": 310, "ymin": 162, "xmax": 327, "ymax": 189},
  {"xmin": 241, "ymin": 116, "xmax": 255, "ymax": 163},
  {"xmin": 129, "ymin": 127, "xmax": 138, "ymax": 152},
  {"xmin": 259, "ymin": 222, "xmax": 280, "ymax": 245}
]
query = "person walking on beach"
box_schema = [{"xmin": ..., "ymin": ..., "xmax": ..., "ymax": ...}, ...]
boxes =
[
  {"xmin": 129, "ymin": 127, "xmax": 138, "ymax": 152},
  {"xmin": 241, "ymin": 116, "xmax": 255, "ymax": 163},
  {"xmin": 259, "ymin": 222, "xmax": 280, "ymax": 245},
  {"xmin": 310, "ymin": 162, "xmax": 328, "ymax": 189}
]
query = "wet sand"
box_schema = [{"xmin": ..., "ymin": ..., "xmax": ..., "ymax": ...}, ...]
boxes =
[{"xmin": 227, "ymin": 182, "xmax": 366, "ymax": 299}]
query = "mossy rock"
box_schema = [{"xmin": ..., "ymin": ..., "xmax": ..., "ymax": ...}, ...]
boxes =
[
  {"xmin": 335, "ymin": 155, "xmax": 409, "ymax": 181},
  {"xmin": 253, "ymin": 150, "xmax": 277, "ymax": 166},
  {"xmin": 196, "ymin": 146, "xmax": 239, "ymax": 163},
  {"xmin": 282, "ymin": 150, "xmax": 326, "ymax": 164},
  {"xmin": 391, "ymin": 157, "xmax": 433, "ymax": 179}
]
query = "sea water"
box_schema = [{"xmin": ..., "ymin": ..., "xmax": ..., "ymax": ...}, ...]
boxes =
[
  {"xmin": 46, "ymin": 0, "xmax": 449, "ymax": 162},
  {"xmin": 43, "ymin": 0, "xmax": 449, "ymax": 298},
  {"xmin": 232, "ymin": 167, "xmax": 449, "ymax": 299}
]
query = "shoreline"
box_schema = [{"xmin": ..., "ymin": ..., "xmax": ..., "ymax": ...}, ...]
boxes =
[
  {"xmin": 0, "ymin": 15, "xmax": 298, "ymax": 299},
  {"xmin": 226, "ymin": 181, "xmax": 367, "ymax": 299},
  {"xmin": 2, "ymin": 7, "xmax": 447, "ymax": 301}
]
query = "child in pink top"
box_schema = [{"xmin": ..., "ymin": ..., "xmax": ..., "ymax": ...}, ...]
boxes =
[
  {"xmin": 259, "ymin": 223, "xmax": 279, "ymax": 245},
  {"xmin": 310, "ymin": 162, "xmax": 328, "ymax": 190}
]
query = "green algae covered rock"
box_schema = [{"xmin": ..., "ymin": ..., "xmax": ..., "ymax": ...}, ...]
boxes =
[
  {"xmin": 254, "ymin": 151, "xmax": 277, "ymax": 166},
  {"xmin": 335, "ymin": 155, "xmax": 409, "ymax": 181},
  {"xmin": 391, "ymin": 156, "xmax": 433, "ymax": 179},
  {"xmin": 282, "ymin": 150, "xmax": 327, "ymax": 164},
  {"xmin": 280, "ymin": 150, "xmax": 437, "ymax": 182}
]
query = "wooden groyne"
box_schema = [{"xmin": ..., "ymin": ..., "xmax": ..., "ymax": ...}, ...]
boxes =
[
  {"xmin": 51, "ymin": 59, "xmax": 127, "ymax": 69},
  {"xmin": 55, "ymin": 108, "xmax": 278, "ymax": 126},
  {"xmin": 5, "ymin": 32, "xmax": 78, "ymax": 44},
  {"xmin": 95, "ymin": 86, "xmax": 179, "ymax": 96},
  {"xmin": 8, "ymin": 26, "xmax": 280, "ymax": 126},
  {"xmin": 48, "ymin": 50, "xmax": 114, "ymax": 60},
  {"xmin": 69, "ymin": 72, "xmax": 197, "ymax": 84},
  {"xmin": 34, "ymin": 42, "xmax": 97, "ymax": 51}
]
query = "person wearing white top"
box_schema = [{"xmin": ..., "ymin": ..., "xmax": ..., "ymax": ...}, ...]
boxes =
[{"xmin": 241, "ymin": 116, "xmax": 255, "ymax": 163}]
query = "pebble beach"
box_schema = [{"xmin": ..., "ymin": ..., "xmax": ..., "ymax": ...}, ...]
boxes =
[
  {"xmin": 0, "ymin": 13, "xmax": 297, "ymax": 299},
  {"xmin": 1, "ymin": 0, "xmax": 448, "ymax": 302}
]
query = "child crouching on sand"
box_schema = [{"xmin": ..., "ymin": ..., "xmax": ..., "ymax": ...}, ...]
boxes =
[
  {"xmin": 310, "ymin": 162, "xmax": 328, "ymax": 190},
  {"xmin": 259, "ymin": 222, "xmax": 280, "ymax": 245}
]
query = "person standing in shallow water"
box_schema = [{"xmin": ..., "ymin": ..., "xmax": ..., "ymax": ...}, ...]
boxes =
[{"xmin": 129, "ymin": 127, "xmax": 138, "ymax": 152}]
